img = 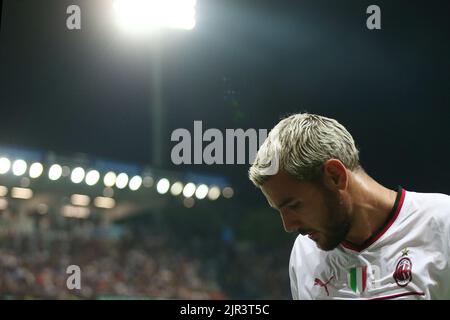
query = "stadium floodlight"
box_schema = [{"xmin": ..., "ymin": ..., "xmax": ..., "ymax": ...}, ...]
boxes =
[
  {"xmin": 156, "ymin": 178, "xmax": 170, "ymax": 194},
  {"xmin": 12, "ymin": 159, "xmax": 27, "ymax": 176},
  {"xmin": 222, "ymin": 186, "xmax": 234, "ymax": 199},
  {"xmin": 113, "ymin": 0, "xmax": 196, "ymax": 33},
  {"xmin": 129, "ymin": 175, "xmax": 143, "ymax": 191},
  {"xmin": 11, "ymin": 187, "xmax": 33, "ymax": 199},
  {"xmin": 207, "ymin": 186, "xmax": 221, "ymax": 201},
  {"xmin": 182, "ymin": 182, "xmax": 196, "ymax": 198},
  {"xmin": 195, "ymin": 184, "xmax": 209, "ymax": 200},
  {"xmin": 0, "ymin": 186, "xmax": 7, "ymax": 197},
  {"xmin": 48, "ymin": 164, "xmax": 63, "ymax": 180},
  {"xmin": 0, "ymin": 157, "xmax": 11, "ymax": 174},
  {"xmin": 103, "ymin": 171, "xmax": 117, "ymax": 187},
  {"xmin": 85, "ymin": 170, "xmax": 100, "ymax": 186},
  {"xmin": 71, "ymin": 167, "xmax": 85, "ymax": 184},
  {"xmin": 116, "ymin": 173, "xmax": 129, "ymax": 189},
  {"xmin": 94, "ymin": 196, "xmax": 116, "ymax": 209},
  {"xmin": 170, "ymin": 181, "xmax": 183, "ymax": 196},
  {"xmin": 71, "ymin": 194, "xmax": 91, "ymax": 207},
  {"xmin": 29, "ymin": 162, "xmax": 44, "ymax": 178}
]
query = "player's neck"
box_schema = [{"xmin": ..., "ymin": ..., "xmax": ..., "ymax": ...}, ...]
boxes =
[{"xmin": 343, "ymin": 171, "xmax": 398, "ymax": 246}]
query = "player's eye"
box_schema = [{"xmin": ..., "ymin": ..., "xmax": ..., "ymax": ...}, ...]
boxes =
[{"xmin": 287, "ymin": 202, "xmax": 300, "ymax": 210}]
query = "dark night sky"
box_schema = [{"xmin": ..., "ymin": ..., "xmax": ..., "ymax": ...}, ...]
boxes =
[{"xmin": 1, "ymin": 0, "xmax": 450, "ymax": 204}]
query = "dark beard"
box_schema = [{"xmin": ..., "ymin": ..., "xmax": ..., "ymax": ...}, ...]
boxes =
[{"xmin": 317, "ymin": 186, "xmax": 352, "ymax": 251}]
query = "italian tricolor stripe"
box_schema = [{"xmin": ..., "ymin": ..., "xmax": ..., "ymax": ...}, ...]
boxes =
[{"xmin": 349, "ymin": 266, "xmax": 367, "ymax": 293}]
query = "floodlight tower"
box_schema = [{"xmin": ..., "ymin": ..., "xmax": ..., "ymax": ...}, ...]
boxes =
[{"xmin": 113, "ymin": 0, "xmax": 196, "ymax": 167}]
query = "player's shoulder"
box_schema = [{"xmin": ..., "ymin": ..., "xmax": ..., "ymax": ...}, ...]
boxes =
[
  {"xmin": 289, "ymin": 234, "xmax": 321, "ymax": 267},
  {"xmin": 405, "ymin": 189, "xmax": 450, "ymax": 224},
  {"xmin": 291, "ymin": 234, "xmax": 316, "ymax": 254}
]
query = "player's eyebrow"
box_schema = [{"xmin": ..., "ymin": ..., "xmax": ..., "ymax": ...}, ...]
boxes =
[{"xmin": 269, "ymin": 197, "xmax": 296, "ymax": 211}]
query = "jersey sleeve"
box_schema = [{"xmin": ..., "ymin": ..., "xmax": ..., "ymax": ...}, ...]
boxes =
[
  {"xmin": 444, "ymin": 198, "xmax": 450, "ymax": 260},
  {"xmin": 434, "ymin": 194, "xmax": 450, "ymax": 258},
  {"xmin": 431, "ymin": 193, "xmax": 450, "ymax": 269},
  {"xmin": 289, "ymin": 236, "xmax": 302, "ymax": 300},
  {"xmin": 289, "ymin": 256, "xmax": 299, "ymax": 299}
]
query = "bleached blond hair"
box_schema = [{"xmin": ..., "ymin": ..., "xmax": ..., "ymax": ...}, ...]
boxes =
[{"xmin": 249, "ymin": 113, "xmax": 360, "ymax": 186}]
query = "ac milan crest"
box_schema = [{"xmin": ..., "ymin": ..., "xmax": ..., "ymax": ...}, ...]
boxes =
[{"xmin": 393, "ymin": 248, "xmax": 413, "ymax": 287}]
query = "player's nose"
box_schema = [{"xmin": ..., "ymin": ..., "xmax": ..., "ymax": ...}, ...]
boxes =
[{"xmin": 280, "ymin": 211, "xmax": 303, "ymax": 233}]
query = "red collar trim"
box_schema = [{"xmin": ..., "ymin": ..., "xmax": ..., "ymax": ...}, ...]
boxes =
[{"xmin": 341, "ymin": 187, "xmax": 406, "ymax": 252}]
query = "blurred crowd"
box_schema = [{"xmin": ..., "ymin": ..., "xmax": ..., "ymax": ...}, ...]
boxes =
[
  {"xmin": 0, "ymin": 206, "xmax": 290, "ymax": 300},
  {"xmin": 0, "ymin": 231, "xmax": 229, "ymax": 299}
]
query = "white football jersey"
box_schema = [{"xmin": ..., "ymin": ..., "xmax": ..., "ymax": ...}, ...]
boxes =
[{"xmin": 289, "ymin": 187, "xmax": 450, "ymax": 300}]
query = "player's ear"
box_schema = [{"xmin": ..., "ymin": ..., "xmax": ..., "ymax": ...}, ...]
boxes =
[{"xmin": 322, "ymin": 159, "xmax": 348, "ymax": 191}]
